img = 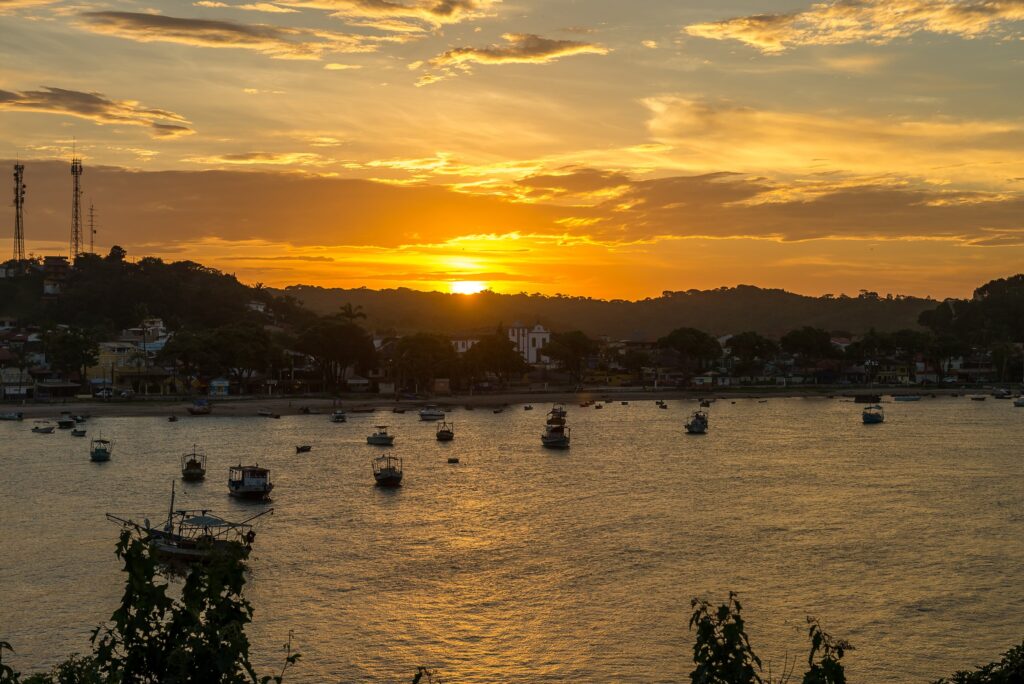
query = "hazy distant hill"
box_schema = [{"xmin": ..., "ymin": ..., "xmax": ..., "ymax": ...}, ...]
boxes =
[{"xmin": 277, "ymin": 285, "xmax": 935, "ymax": 339}]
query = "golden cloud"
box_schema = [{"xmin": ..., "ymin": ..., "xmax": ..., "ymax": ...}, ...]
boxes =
[
  {"xmin": 275, "ymin": 0, "xmax": 496, "ymax": 30},
  {"xmin": 642, "ymin": 96, "xmax": 1024, "ymax": 188},
  {"xmin": 0, "ymin": 86, "xmax": 193, "ymax": 138},
  {"xmin": 79, "ymin": 11, "xmax": 380, "ymax": 60},
  {"xmin": 685, "ymin": 0, "xmax": 1024, "ymax": 53},
  {"xmin": 429, "ymin": 32, "xmax": 609, "ymax": 67}
]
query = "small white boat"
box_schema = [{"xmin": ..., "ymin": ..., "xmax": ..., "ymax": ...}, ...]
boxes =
[
  {"xmin": 436, "ymin": 421, "xmax": 454, "ymax": 442},
  {"xmin": 187, "ymin": 400, "xmax": 212, "ymax": 416},
  {"xmin": 0, "ymin": 411, "xmax": 23, "ymax": 421},
  {"xmin": 31, "ymin": 421, "xmax": 55, "ymax": 434},
  {"xmin": 1014, "ymin": 397, "xmax": 1024, "ymax": 407},
  {"xmin": 367, "ymin": 425, "xmax": 395, "ymax": 446},
  {"xmin": 372, "ymin": 455, "xmax": 403, "ymax": 486},
  {"xmin": 329, "ymin": 409, "xmax": 346, "ymax": 423},
  {"xmin": 893, "ymin": 395, "xmax": 921, "ymax": 402},
  {"xmin": 685, "ymin": 410, "xmax": 709, "ymax": 434},
  {"xmin": 257, "ymin": 409, "xmax": 280, "ymax": 419},
  {"xmin": 419, "ymin": 405, "xmax": 446, "ymax": 421},
  {"xmin": 71, "ymin": 427, "xmax": 87, "ymax": 437},
  {"xmin": 57, "ymin": 412, "xmax": 76, "ymax": 430},
  {"xmin": 90, "ymin": 437, "xmax": 112, "ymax": 462},
  {"xmin": 523, "ymin": 404, "xmax": 533, "ymax": 411},
  {"xmin": 228, "ymin": 464, "xmax": 273, "ymax": 500}
]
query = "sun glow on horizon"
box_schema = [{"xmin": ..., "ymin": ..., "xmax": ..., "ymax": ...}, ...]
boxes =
[{"xmin": 450, "ymin": 280, "xmax": 487, "ymax": 295}]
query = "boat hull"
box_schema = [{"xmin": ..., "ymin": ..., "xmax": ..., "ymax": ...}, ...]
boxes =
[
  {"xmin": 374, "ymin": 473, "xmax": 403, "ymax": 487},
  {"xmin": 228, "ymin": 487, "xmax": 273, "ymax": 500},
  {"xmin": 436, "ymin": 432, "xmax": 454, "ymax": 441},
  {"xmin": 367, "ymin": 436, "xmax": 395, "ymax": 445},
  {"xmin": 90, "ymin": 451, "xmax": 111, "ymax": 462},
  {"xmin": 862, "ymin": 414, "xmax": 885, "ymax": 424},
  {"xmin": 685, "ymin": 425, "xmax": 708, "ymax": 434},
  {"xmin": 541, "ymin": 436, "xmax": 570, "ymax": 449}
]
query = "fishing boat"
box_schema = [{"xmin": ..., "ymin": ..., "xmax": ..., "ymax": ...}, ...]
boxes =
[
  {"xmin": 329, "ymin": 409, "xmax": 347, "ymax": 423},
  {"xmin": 0, "ymin": 411, "xmax": 23, "ymax": 421},
  {"xmin": 419, "ymin": 405, "xmax": 445, "ymax": 421},
  {"xmin": 547, "ymin": 405, "xmax": 567, "ymax": 426},
  {"xmin": 56, "ymin": 412, "xmax": 76, "ymax": 430},
  {"xmin": 31, "ymin": 421, "xmax": 55, "ymax": 434},
  {"xmin": 541, "ymin": 423, "xmax": 571, "ymax": 449},
  {"xmin": 181, "ymin": 446, "xmax": 207, "ymax": 481},
  {"xmin": 372, "ymin": 454, "xmax": 403, "ymax": 487},
  {"xmin": 187, "ymin": 399, "xmax": 212, "ymax": 416},
  {"xmin": 228, "ymin": 464, "xmax": 273, "ymax": 500},
  {"xmin": 993, "ymin": 389, "xmax": 1012, "ymax": 399},
  {"xmin": 447, "ymin": 457, "xmax": 459, "ymax": 464},
  {"xmin": 71, "ymin": 427, "xmax": 87, "ymax": 437},
  {"xmin": 594, "ymin": 403, "xmax": 603, "ymax": 409},
  {"xmin": 685, "ymin": 410, "xmax": 709, "ymax": 434},
  {"xmin": 257, "ymin": 409, "xmax": 280, "ymax": 419},
  {"xmin": 524, "ymin": 404, "xmax": 533, "ymax": 411},
  {"xmin": 436, "ymin": 421, "xmax": 454, "ymax": 441},
  {"xmin": 893, "ymin": 395, "xmax": 921, "ymax": 402},
  {"xmin": 296, "ymin": 444, "xmax": 312, "ymax": 453},
  {"xmin": 659, "ymin": 403, "xmax": 668, "ymax": 410},
  {"xmin": 90, "ymin": 437, "xmax": 112, "ymax": 462},
  {"xmin": 107, "ymin": 483, "xmax": 271, "ymax": 564},
  {"xmin": 367, "ymin": 425, "xmax": 395, "ymax": 446},
  {"xmin": 970, "ymin": 395, "xmax": 987, "ymax": 402},
  {"xmin": 74, "ymin": 415, "xmax": 88, "ymax": 423},
  {"xmin": 862, "ymin": 405, "xmax": 885, "ymax": 424},
  {"xmin": 392, "ymin": 407, "xmax": 406, "ymax": 414},
  {"xmin": 493, "ymin": 407, "xmax": 504, "ymax": 414}
]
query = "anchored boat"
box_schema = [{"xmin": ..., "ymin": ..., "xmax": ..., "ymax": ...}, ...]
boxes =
[
  {"xmin": 31, "ymin": 421, "xmax": 55, "ymax": 434},
  {"xmin": 0, "ymin": 411, "xmax": 23, "ymax": 421},
  {"xmin": 228, "ymin": 464, "xmax": 273, "ymax": 500},
  {"xmin": 107, "ymin": 483, "xmax": 271, "ymax": 564},
  {"xmin": 862, "ymin": 405, "xmax": 885, "ymax": 424},
  {"xmin": 419, "ymin": 405, "xmax": 445, "ymax": 421},
  {"xmin": 436, "ymin": 421, "xmax": 455, "ymax": 441},
  {"xmin": 90, "ymin": 437, "xmax": 112, "ymax": 462},
  {"xmin": 685, "ymin": 410, "xmax": 709, "ymax": 434},
  {"xmin": 367, "ymin": 425, "xmax": 395, "ymax": 446},
  {"xmin": 372, "ymin": 454, "xmax": 403, "ymax": 487},
  {"xmin": 329, "ymin": 409, "xmax": 347, "ymax": 423},
  {"xmin": 181, "ymin": 446, "xmax": 207, "ymax": 481},
  {"xmin": 187, "ymin": 399, "xmax": 212, "ymax": 416}
]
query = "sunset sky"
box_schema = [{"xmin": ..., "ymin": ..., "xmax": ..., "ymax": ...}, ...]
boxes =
[{"xmin": 1, "ymin": 0, "xmax": 1022, "ymax": 299}]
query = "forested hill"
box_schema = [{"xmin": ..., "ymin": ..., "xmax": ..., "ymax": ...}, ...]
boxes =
[{"xmin": 277, "ymin": 285, "xmax": 935, "ymax": 338}]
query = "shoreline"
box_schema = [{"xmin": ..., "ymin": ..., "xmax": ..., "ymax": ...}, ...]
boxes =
[{"xmin": 1, "ymin": 386, "xmax": 983, "ymax": 419}]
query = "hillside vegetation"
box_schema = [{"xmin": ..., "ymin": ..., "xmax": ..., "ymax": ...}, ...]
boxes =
[{"xmin": 278, "ymin": 285, "xmax": 935, "ymax": 338}]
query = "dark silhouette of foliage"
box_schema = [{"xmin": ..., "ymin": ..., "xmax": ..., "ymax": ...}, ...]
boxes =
[
  {"xmin": 780, "ymin": 327, "xmax": 834, "ymax": 361},
  {"xmin": 280, "ymin": 283, "xmax": 934, "ymax": 339},
  {"xmin": 542, "ymin": 330, "xmax": 598, "ymax": 382},
  {"xmin": 463, "ymin": 327, "xmax": 528, "ymax": 386},
  {"xmin": 659, "ymin": 327, "xmax": 722, "ymax": 375},
  {"xmin": 689, "ymin": 593, "xmax": 763, "ymax": 684},
  {"xmin": 43, "ymin": 327, "xmax": 99, "ymax": 386},
  {"xmin": 933, "ymin": 642, "xmax": 1024, "ymax": 684},
  {"xmin": 802, "ymin": 618, "xmax": 852, "ymax": 684}
]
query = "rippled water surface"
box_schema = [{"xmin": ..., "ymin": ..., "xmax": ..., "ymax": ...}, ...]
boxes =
[{"xmin": 2, "ymin": 397, "xmax": 1023, "ymax": 682}]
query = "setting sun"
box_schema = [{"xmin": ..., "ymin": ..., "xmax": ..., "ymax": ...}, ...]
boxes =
[{"xmin": 451, "ymin": 280, "xmax": 487, "ymax": 295}]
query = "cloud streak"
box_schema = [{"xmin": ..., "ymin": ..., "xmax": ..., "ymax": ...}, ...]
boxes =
[
  {"xmin": 685, "ymin": 0, "xmax": 1024, "ymax": 53},
  {"xmin": 429, "ymin": 32, "xmax": 609, "ymax": 67},
  {"xmin": 79, "ymin": 11, "xmax": 379, "ymax": 60},
  {"xmin": 276, "ymin": 0, "xmax": 496, "ymax": 30},
  {"xmin": 0, "ymin": 86, "xmax": 192, "ymax": 138}
]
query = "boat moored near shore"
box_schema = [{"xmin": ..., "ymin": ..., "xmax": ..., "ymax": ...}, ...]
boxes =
[
  {"xmin": 228, "ymin": 465, "xmax": 273, "ymax": 500},
  {"xmin": 367, "ymin": 425, "xmax": 395, "ymax": 446},
  {"xmin": 90, "ymin": 437, "xmax": 112, "ymax": 462},
  {"xmin": 181, "ymin": 446, "xmax": 207, "ymax": 481},
  {"xmin": 372, "ymin": 454, "xmax": 403, "ymax": 487}
]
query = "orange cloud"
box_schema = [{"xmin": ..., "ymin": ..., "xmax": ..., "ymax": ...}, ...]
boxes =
[
  {"xmin": 429, "ymin": 33, "xmax": 609, "ymax": 67},
  {"xmin": 685, "ymin": 0, "xmax": 1024, "ymax": 53},
  {"xmin": 79, "ymin": 11, "xmax": 381, "ymax": 60}
]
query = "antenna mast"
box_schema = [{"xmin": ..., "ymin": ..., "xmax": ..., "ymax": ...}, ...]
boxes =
[
  {"xmin": 13, "ymin": 162, "xmax": 26, "ymax": 262},
  {"xmin": 70, "ymin": 152, "xmax": 83, "ymax": 258},
  {"xmin": 89, "ymin": 201, "xmax": 96, "ymax": 254}
]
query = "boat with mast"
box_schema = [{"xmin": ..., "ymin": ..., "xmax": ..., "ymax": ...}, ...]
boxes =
[
  {"xmin": 436, "ymin": 421, "xmax": 454, "ymax": 441},
  {"xmin": 181, "ymin": 445, "xmax": 207, "ymax": 481},
  {"xmin": 372, "ymin": 454, "xmax": 403, "ymax": 486},
  {"xmin": 107, "ymin": 482, "xmax": 272, "ymax": 563},
  {"xmin": 541, "ymin": 406, "xmax": 570, "ymax": 448},
  {"xmin": 862, "ymin": 405, "xmax": 885, "ymax": 424},
  {"xmin": 90, "ymin": 437, "xmax": 112, "ymax": 462}
]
